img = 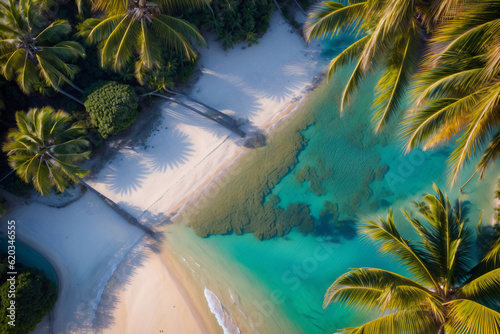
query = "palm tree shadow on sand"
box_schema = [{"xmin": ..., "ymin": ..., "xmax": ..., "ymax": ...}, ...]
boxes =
[
  {"xmin": 100, "ymin": 157, "xmax": 151, "ymax": 196},
  {"xmin": 145, "ymin": 129, "xmax": 195, "ymax": 173}
]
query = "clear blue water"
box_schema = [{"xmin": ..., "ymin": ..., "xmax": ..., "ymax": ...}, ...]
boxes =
[
  {"xmin": 167, "ymin": 32, "xmax": 500, "ymax": 333},
  {"xmin": 0, "ymin": 234, "xmax": 58, "ymax": 284}
]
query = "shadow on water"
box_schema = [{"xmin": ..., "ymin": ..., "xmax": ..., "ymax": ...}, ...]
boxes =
[{"xmin": 314, "ymin": 217, "xmax": 358, "ymax": 244}]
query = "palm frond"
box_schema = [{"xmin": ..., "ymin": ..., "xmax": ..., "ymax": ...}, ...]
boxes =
[
  {"xmin": 447, "ymin": 299, "xmax": 500, "ymax": 334},
  {"xmin": 458, "ymin": 268, "xmax": 500, "ymax": 307},
  {"xmin": 372, "ymin": 24, "xmax": 420, "ymax": 131},
  {"xmin": 152, "ymin": 15, "xmax": 205, "ymax": 60},
  {"xmin": 35, "ymin": 20, "xmax": 72, "ymax": 44},
  {"xmin": 325, "ymin": 35, "xmax": 369, "ymax": 80},
  {"xmin": 337, "ymin": 310, "xmax": 438, "ymax": 334},
  {"xmin": 362, "ymin": 210, "xmax": 441, "ymax": 292},
  {"xmin": 477, "ymin": 130, "xmax": 500, "ymax": 178},
  {"xmin": 304, "ymin": 1, "xmax": 367, "ymax": 42},
  {"xmin": 448, "ymin": 82, "xmax": 500, "ymax": 185}
]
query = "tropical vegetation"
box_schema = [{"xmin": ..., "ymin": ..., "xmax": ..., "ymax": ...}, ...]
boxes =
[
  {"xmin": 324, "ymin": 185, "xmax": 500, "ymax": 333},
  {"xmin": 84, "ymin": 81, "xmax": 138, "ymax": 138},
  {"xmin": 188, "ymin": 0, "xmax": 274, "ymax": 50},
  {"xmin": 0, "ymin": 258, "xmax": 58, "ymax": 334},
  {"xmin": 77, "ymin": 0, "xmax": 207, "ymax": 84},
  {"xmin": 402, "ymin": 1, "xmax": 500, "ymax": 186},
  {"xmin": 2, "ymin": 107, "xmax": 90, "ymax": 195},
  {"xmin": 304, "ymin": 0, "xmax": 439, "ymax": 131},
  {"xmin": 0, "ymin": 0, "xmax": 286, "ymax": 199},
  {"xmin": 305, "ymin": 0, "xmax": 500, "ymax": 186},
  {"xmin": 0, "ymin": 0, "xmax": 86, "ymax": 104}
]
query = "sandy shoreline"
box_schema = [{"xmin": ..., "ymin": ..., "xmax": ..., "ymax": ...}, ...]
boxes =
[
  {"xmin": 88, "ymin": 12, "xmax": 327, "ymax": 333},
  {"xmin": 3, "ymin": 12, "xmax": 327, "ymax": 334}
]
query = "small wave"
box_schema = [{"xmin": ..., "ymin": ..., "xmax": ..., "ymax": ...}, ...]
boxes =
[{"xmin": 204, "ymin": 288, "xmax": 242, "ymax": 334}]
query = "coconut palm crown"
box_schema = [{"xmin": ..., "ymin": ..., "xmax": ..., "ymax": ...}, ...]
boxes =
[
  {"xmin": 304, "ymin": 0, "xmax": 463, "ymax": 132},
  {"xmin": 325, "ymin": 185, "xmax": 500, "ymax": 333},
  {"xmin": 77, "ymin": 0, "xmax": 208, "ymax": 83},
  {"xmin": 401, "ymin": 0, "xmax": 500, "ymax": 187},
  {"xmin": 3, "ymin": 107, "xmax": 90, "ymax": 195},
  {"xmin": 0, "ymin": 0, "xmax": 86, "ymax": 103}
]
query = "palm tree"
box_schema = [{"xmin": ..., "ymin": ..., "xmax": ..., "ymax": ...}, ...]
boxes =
[
  {"xmin": 2, "ymin": 107, "xmax": 90, "ymax": 195},
  {"xmin": 401, "ymin": 0, "xmax": 500, "ymax": 188},
  {"xmin": 304, "ymin": 0, "xmax": 462, "ymax": 132},
  {"xmin": 0, "ymin": 0, "xmax": 86, "ymax": 104},
  {"xmin": 77, "ymin": 0, "xmax": 208, "ymax": 83},
  {"xmin": 324, "ymin": 185, "xmax": 500, "ymax": 333}
]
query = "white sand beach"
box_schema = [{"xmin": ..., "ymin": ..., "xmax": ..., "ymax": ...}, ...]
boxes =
[{"xmin": 3, "ymin": 13, "xmax": 327, "ymax": 334}]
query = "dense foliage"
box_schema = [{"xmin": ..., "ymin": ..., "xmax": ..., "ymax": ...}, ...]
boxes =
[
  {"xmin": 0, "ymin": 261, "xmax": 58, "ymax": 334},
  {"xmin": 189, "ymin": 0, "xmax": 274, "ymax": 50},
  {"xmin": 84, "ymin": 82, "xmax": 138, "ymax": 139},
  {"xmin": 324, "ymin": 185, "xmax": 500, "ymax": 333},
  {"xmin": 142, "ymin": 51, "xmax": 198, "ymax": 90}
]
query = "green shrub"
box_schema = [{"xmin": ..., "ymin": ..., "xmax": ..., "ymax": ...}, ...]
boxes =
[
  {"xmin": 84, "ymin": 81, "xmax": 138, "ymax": 138},
  {"xmin": 0, "ymin": 266, "xmax": 58, "ymax": 334}
]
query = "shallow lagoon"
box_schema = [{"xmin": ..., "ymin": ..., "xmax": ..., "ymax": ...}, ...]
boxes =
[
  {"xmin": 0, "ymin": 234, "xmax": 58, "ymax": 285},
  {"xmin": 165, "ymin": 34, "xmax": 500, "ymax": 333}
]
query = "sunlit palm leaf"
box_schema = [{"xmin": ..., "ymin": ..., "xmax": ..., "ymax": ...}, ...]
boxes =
[
  {"xmin": 448, "ymin": 82, "xmax": 500, "ymax": 185},
  {"xmin": 304, "ymin": 1, "xmax": 367, "ymax": 41},
  {"xmin": 372, "ymin": 23, "xmax": 420, "ymax": 131},
  {"xmin": 2, "ymin": 107, "xmax": 90, "ymax": 195},
  {"xmin": 447, "ymin": 299, "xmax": 500, "ymax": 334},
  {"xmin": 362, "ymin": 210, "xmax": 441, "ymax": 291}
]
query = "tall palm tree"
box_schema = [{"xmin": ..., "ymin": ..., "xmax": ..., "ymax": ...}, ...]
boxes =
[
  {"xmin": 304, "ymin": 0, "xmax": 462, "ymax": 132},
  {"xmin": 0, "ymin": 0, "xmax": 86, "ymax": 104},
  {"xmin": 324, "ymin": 185, "xmax": 500, "ymax": 333},
  {"xmin": 77, "ymin": 0, "xmax": 208, "ymax": 83},
  {"xmin": 401, "ymin": 0, "xmax": 500, "ymax": 187},
  {"xmin": 2, "ymin": 107, "xmax": 90, "ymax": 195}
]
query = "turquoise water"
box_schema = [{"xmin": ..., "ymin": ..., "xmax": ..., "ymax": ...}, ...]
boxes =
[
  {"xmin": 0, "ymin": 234, "xmax": 58, "ymax": 284},
  {"xmin": 166, "ymin": 33, "xmax": 500, "ymax": 333}
]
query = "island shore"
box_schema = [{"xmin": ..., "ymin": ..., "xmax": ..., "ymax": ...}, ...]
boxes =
[
  {"xmin": 89, "ymin": 13, "xmax": 327, "ymax": 333},
  {"xmin": 3, "ymin": 12, "xmax": 327, "ymax": 333}
]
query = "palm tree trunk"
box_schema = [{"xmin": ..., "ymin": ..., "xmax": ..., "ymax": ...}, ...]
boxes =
[
  {"xmin": 164, "ymin": 88, "xmax": 238, "ymax": 125},
  {"xmin": 67, "ymin": 81, "xmax": 84, "ymax": 94},
  {"xmin": 0, "ymin": 170, "xmax": 15, "ymax": 183},
  {"xmin": 272, "ymin": 0, "xmax": 282, "ymax": 15},
  {"xmin": 292, "ymin": 0, "xmax": 306, "ymax": 15},
  {"xmin": 58, "ymin": 88, "xmax": 84, "ymax": 105},
  {"xmin": 141, "ymin": 92, "xmax": 245, "ymax": 137},
  {"xmin": 80, "ymin": 179, "xmax": 156, "ymax": 236},
  {"xmin": 459, "ymin": 169, "xmax": 478, "ymax": 193}
]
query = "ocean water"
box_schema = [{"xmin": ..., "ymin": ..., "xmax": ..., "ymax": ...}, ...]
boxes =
[
  {"xmin": 164, "ymin": 34, "xmax": 500, "ymax": 334},
  {"xmin": 0, "ymin": 234, "xmax": 58, "ymax": 284}
]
